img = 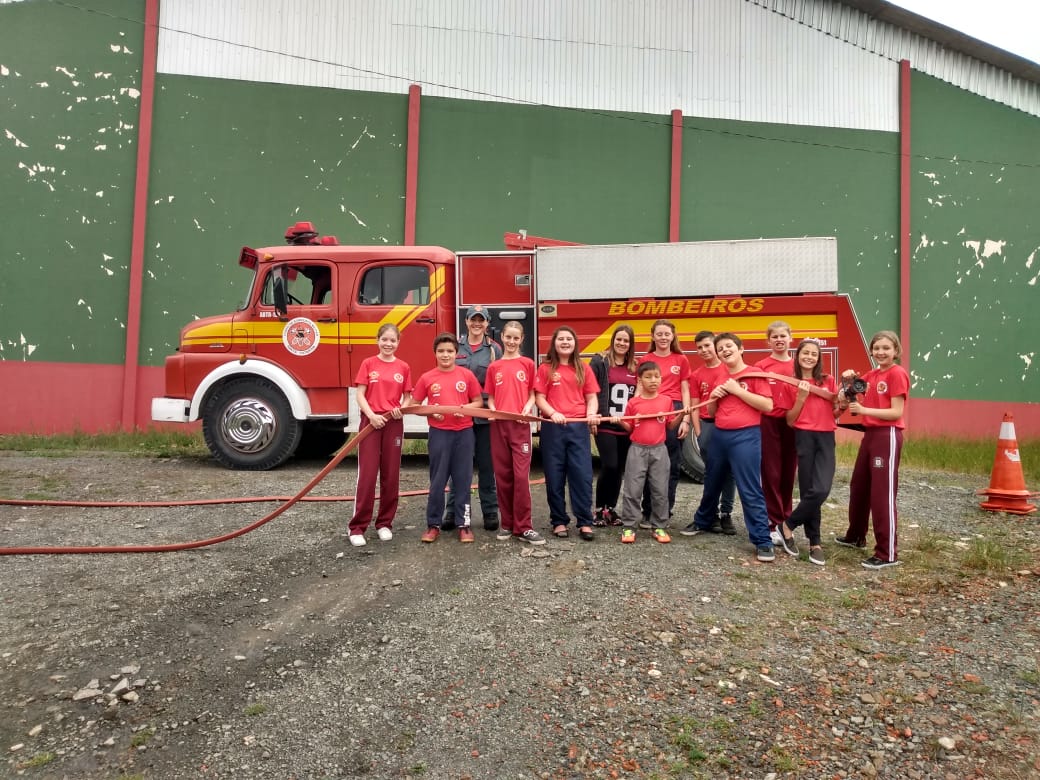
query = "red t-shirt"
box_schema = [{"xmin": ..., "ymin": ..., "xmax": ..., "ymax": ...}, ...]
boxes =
[
  {"xmin": 790, "ymin": 375, "xmax": 838, "ymax": 432},
  {"xmin": 645, "ymin": 351, "xmax": 691, "ymax": 403},
  {"xmin": 715, "ymin": 367, "xmax": 772, "ymax": 430},
  {"xmin": 354, "ymin": 355, "xmax": 412, "ymax": 413},
  {"xmin": 691, "ymin": 362, "xmax": 728, "ymax": 415},
  {"xmin": 860, "ymin": 364, "xmax": 910, "ymax": 429},
  {"xmin": 484, "ymin": 356, "xmax": 536, "ymax": 415},
  {"xmin": 626, "ymin": 394, "xmax": 672, "ymax": 446},
  {"xmin": 754, "ymin": 354, "xmax": 795, "ymax": 418},
  {"xmin": 411, "ymin": 365, "xmax": 482, "ymax": 430},
  {"xmin": 533, "ymin": 362, "xmax": 600, "ymax": 418}
]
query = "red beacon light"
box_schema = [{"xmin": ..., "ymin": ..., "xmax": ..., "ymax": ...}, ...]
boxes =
[
  {"xmin": 285, "ymin": 221, "xmax": 320, "ymax": 245},
  {"xmin": 319, "ymin": 235, "xmax": 338, "ymax": 245}
]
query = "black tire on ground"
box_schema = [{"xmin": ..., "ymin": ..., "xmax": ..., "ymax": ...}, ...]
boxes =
[
  {"xmin": 295, "ymin": 422, "xmax": 349, "ymax": 461},
  {"xmin": 679, "ymin": 432, "xmax": 705, "ymax": 483},
  {"xmin": 201, "ymin": 377, "xmax": 303, "ymax": 470}
]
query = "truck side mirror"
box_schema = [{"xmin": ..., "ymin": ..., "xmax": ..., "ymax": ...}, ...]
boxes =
[{"xmin": 272, "ymin": 268, "xmax": 289, "ymax": 318}]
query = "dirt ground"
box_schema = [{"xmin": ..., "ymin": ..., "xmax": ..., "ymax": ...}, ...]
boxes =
[{"xmin": 0, "ymin": 450, "xmax": 1038, "ymax": 779}]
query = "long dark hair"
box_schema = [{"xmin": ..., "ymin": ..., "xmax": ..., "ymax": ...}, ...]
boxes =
[
  {"xmin": 793, "ymin": 339, "xmax": 825, "ymax": 385},
  {"xmin": 597, "ymin": 324, "xmax": 637, "ymax": 371}
]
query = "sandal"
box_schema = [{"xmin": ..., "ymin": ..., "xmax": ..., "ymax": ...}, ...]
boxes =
[
  {"xmin": 552, "ymin": 526, "xmax": 569, "ymax": 538},
  {"xmin": 578, "ymin": 526, "xmax": 595, "ymax": 541}
]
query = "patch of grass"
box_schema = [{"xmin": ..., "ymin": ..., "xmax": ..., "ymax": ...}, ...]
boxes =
[
  {"xmin": 243, "ymin": 703, "xmax": 266, "ymax": 716},
  {"xmin": 838, "ymin": 587, "xmax": 871, "ymax": 609},
  {"xmin": 18, "ymin": 752, "xmax": 56, "ymax": 768},
  {"xmin": 129, "ymin": 727, "xmax": 155, "ymax": 747},
  {"xmin": 835, "ymin": 437, "xmax": 1040, "ymax": 483},
  {"xmin": 770, "ymin": 745, "xmax": 799, "ymax": 772},
  {"xmin": 668, "ymin": 716, "xmax": 709, "ymax": 763},
  {"xmin": 0, "ymin": 430, "xmax": 209, "ymax": 459},
  {"xmin": 406, "ymin": 762, "xmax": 427, "ymax": 775},
  {"xmin": 1020, "ymin": 667, "xmax": 1040, "ymax": 686},
  {"xmin": 960, "ymin": 537, "xmax": 1025, "ymax": 573},
  {"xmin": 746, "ymin": 698, "xmax": 765, "ymax": 718}
]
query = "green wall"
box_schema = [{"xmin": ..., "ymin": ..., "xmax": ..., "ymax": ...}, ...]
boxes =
[
  {"xmin": 415, "ymin": 97, "xmax": 670, "ymax": 248},
  {"xmin": 0, "ymin": 0, "xmax": 144, "ymax": 364},
  {"xmin": 139, "ymin": 76, "xmax": 409, "ymax": 362},
  {"xmin": 3, "ymin": 1, "xmax": 1038, "ymax": 406},
  {"xmin": 909, "ymin": 73, "xmax": 1040, "ymax": 403},
  {"xmin": 678, "ymin": 116, "xmax": 901, "ymax": 339}
]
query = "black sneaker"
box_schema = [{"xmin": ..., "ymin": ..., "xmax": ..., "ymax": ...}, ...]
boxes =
[
  {"xmin": 718, "ymin": 513, "xmax": 737, "ymax": 535},
  {"xmin": 440, "ymin": 515, "xmax": 457, "ymax": 531},
  {"xmin": 834, "ymin": 535, "xmax": 866, "ymax": 549},
  {"xmin": 861, "ymin": 556, "xmax": 901, "ymax": 570},
  {"xmin": 707, "ymin": 515, "xmax": 723, "ymax": 534},
  {"xmin": 483, "ymin": 514, "xmax": 499, "ymax": 531},
  {"xmin": 679, "ymin": 521, "xmax": 709, "ymax": 537},
  {"xmin": 777, "ymin": 523, "xmax": 799, "ymax": 557},
  {"xmin": 809, "ymin": 547, "xmax": 826, "ymax": 566},
  {"xmin": 756, "ymin": 544, "xmax": 776, "ymax": 562}
]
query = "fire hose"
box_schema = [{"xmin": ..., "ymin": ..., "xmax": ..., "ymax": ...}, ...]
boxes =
[{"xmin": 0, "ymin": 372, "xmax": 834, "ymax": 556}]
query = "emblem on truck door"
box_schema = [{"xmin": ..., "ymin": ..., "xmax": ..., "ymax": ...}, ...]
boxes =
[{"xmin": 282, "ymin": 317, "xmax": 320, "ymax": 356}]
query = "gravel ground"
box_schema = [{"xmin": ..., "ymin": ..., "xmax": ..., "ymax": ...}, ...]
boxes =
[{"xmin": 0, "ymin": 449, "xmax": 1038, "ymax": 780}]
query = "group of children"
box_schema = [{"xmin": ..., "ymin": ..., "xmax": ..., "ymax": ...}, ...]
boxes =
[{"xmin": 348, "ymin": 316, "xmax": 909, "ymax": 570}]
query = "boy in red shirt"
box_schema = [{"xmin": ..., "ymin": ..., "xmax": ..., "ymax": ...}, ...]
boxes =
[
  {"xmin": 411, "ymin": 333, "xmax": 484, "ymax": 543},
  {"xmin": 617, "ymin": 362, "xmax": 682, "ymax": 544},
  {"xmin": 681, "ymin": 332, "xmax": 776, "ymax": 562}
]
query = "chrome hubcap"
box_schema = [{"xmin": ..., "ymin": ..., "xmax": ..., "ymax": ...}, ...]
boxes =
[{"xmin": 221, "ymin": 397, "xmax": 277, "ymax": 454}]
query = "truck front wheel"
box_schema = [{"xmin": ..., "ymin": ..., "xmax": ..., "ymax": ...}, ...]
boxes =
[{"xmin": 202, "ymin": 377, "xmax": 302, "ymax": 470}]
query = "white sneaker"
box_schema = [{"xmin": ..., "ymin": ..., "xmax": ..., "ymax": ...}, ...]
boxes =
[
  {"xmin": 376, "ymin": 527, "xmax": 393, "ymax": 542},
  {"xmin": 770, "ymin": 529, "xmax": 784, "ymax": 546},
  {"xmin": 348, "ymin": 534, "xmax": 367, "ymax": 547}
]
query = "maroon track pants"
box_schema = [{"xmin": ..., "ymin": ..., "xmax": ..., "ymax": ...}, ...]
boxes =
[
  {"xmin": 760, "ymin": 414, "xmax": 797, "ymax": 528},
  {"xmin": 349, "ymin": 417, "xmax": 403, "ymax": 533},
  {"xmin": 844, "ymin": 426, "xmax": 902, "ymax": 562},
  {"xmin": 490, "ymin": 420, "xmax": 534, "ymax": 535}
]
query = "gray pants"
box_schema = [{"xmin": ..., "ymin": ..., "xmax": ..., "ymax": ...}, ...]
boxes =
[{"xmin": 620, "ymin": 443, "xmax": 669, "ymax": 528}]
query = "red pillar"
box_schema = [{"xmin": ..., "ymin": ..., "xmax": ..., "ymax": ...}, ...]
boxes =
[
  {"xmin": 405, "ymin": 84, "xmax": 422, "ymax": 245},
  {"xmin": 120, "ymin": 0, "xmax": 160, "ymax": 430},
  {"xmin": 899, "ymin": 60, "xmax": 912, "ymax": 374},
  {"xmin": 669, "ymin": 109, "xmax": 683, "ymax": 242}
]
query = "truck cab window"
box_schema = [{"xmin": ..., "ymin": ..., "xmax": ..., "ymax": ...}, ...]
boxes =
[
  {"xmin": 358, "ymin": 265, "xmax": 430, "ymax": 306},
  {"xmin": 261, "ymin": 264, "xmax": 332, "ymax": 307}
]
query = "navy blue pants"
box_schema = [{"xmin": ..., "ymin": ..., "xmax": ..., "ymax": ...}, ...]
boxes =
[
  {"xmin": 426, "ymin": 427, "xmax": 475, "ymax": 528},
  {"xmin": 540, "ymin": 421, "xmax": 594, "ymax": 528}
]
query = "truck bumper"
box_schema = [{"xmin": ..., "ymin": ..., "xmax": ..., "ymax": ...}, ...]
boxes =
[{"xmin": 151, "ymin": 397, "xmax": 190, "ymax": 423}]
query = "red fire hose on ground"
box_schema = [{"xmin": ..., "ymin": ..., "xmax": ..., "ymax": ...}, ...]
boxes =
[{"xmin": 0, "ymin": 375, "xmax": 833, "ymax": 556}]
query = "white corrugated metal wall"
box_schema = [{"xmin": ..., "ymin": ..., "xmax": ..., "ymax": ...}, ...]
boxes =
[{"xmin": 155, "ymin": 0, "xmax": 1040, "ymax": 130}]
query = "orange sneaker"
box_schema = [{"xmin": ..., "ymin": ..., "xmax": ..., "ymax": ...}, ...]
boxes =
[
  {"xmin": 620, "ymin": 528, "xmax": 636, "ymax": 544},
  {"xmin": 652, "ymin": 528, "xmax": 671, "ymax": 544},
  {"xmin": 420, "ymin": 527, "xmax": 440, "ymax": 543},
  {"xmin": 459, "ymin": 527, "xmax": 475, "ymax": 543}
]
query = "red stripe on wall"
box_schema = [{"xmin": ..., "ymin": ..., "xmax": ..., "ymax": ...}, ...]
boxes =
[
  {"xmin": 120, "ymin": 0, "xmax": 160, "ymax": 430},
  {"xmin": 404, "ymin": 84, "xmax": 421, "ymax": 245},
  {"xmin": 899, "ymin": 60, "xmax": 912, "ymax": 373},
  {"xmin": 669, "ymin": 109, "xmax": 683, "ymax": 242}
]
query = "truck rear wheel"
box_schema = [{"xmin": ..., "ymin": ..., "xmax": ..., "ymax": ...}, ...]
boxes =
[
  {"xmin": 202, "ymin": 377, "xmax": 302, "ymax": 470},
  {"xmin": 679, "ymin": 432, "xmax": 705, "ymax": 483}
]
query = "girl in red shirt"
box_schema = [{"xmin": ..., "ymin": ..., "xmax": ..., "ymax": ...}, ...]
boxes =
[
  {"xmin": 485, "ymin": 322, "xmax": 544, "ymax": 545},
  {"xmin": 836, "ymin": 330, "xmax": 910, "ymax": 569},
  {"xmin": 755, "ymin": 320, "xmax": 798, "ymax": 543},
  {"xmin": 348, "ymin": 323, "xmax": 413, "ymax": 546},
  {"xmin": 776, "ymin": 338, "xmax": 840, "ymax": 565},
  {"xmin": 534, "ymin": 325, "xmax": 601, "ymax": 540}
]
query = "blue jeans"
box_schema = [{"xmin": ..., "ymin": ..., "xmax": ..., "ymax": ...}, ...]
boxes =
[
  {"xmin": 540, "ymin": 421, "xmax": 594, "ymax": 527},
  {"xmin": 693, "ymin": 425, "xmax": 770, "ymax": 547}
]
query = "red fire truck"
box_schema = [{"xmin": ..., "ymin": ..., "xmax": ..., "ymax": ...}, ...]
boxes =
[{"xmin": 151, "ymin": 223, "xmax": 871, "ymax": 470}]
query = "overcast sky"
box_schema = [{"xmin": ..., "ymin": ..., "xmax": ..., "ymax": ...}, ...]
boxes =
[{"xmin": 889, "ymin": 0, "xmax": 1039, "ymax": 64}]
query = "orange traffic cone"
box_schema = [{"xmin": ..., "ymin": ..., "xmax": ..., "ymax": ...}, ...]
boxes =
[{"xmin": 977, "ymin": 414, "xmax": 1038, "ymax": 515}]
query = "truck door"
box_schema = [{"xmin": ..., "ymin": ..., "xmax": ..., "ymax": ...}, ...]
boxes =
[
  {"xmin": 249, "ymin": 260, "xmax": 341, "ymax": 392},
  {"xmin": 347, "ymin": 261, "xmax": 447, "ymax": 385}
]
